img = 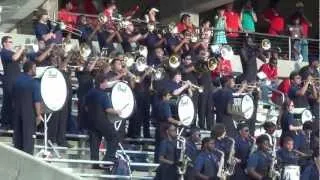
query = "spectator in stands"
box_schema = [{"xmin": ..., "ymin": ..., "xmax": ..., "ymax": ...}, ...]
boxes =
[
  {"xmin": 103, "ymin": 0, "xmax": 117, "ymax": 19},
  {"xmin": 199, "ymin": 20, "xmax": 212, "ymax": 50},
  {"xmin": 288, "ymin": 16, "xmax": 304, "ymax": 61},
  {"xmin": 261, "ymin": 0, "xmax": 285, "ymax": 35},
  {"xmin": 291, "ymin": 1, "xmax": 312, "ymax": 61},
  {"xmin": 224, "ymin": 3, "xmax": 242, "ymax": 50},
  {"xmin": 240, "ymin": 0, "xmax": 257, "ymax": 32},
  {"xmin": 212, "ymin": 7, "xmax": 227, "ymax": 45},
  {"xmin": 58, "ymin": 0, "xmax": 78, "ymax": 29},
  {"xmin": 259, "ymin": 56, "xmax": 278, "ymax": 102},
  {"xmin": 176, "ymin": 14, "xmax": 195, "ymax": 33},
  {"xmin": 144, "ymin": 7, "xmax": 159, "ymax": 24},
  {"xmin": 211, "ymin": 55, "xmax": 232, "ymax": 82}
]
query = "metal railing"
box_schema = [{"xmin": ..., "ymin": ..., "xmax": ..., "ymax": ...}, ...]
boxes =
[{"xmin": 77, "ymin": 173, "xmax": 154, "ymax": 179}]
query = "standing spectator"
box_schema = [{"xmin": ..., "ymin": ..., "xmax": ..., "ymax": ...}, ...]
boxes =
[
  {"xmin": 261, "ymin": 1, "xmax": 285, "ymax": 35},
  {"xmin": 176, "ymin": 14, "xmax": 195, "ymax": 33},
  {"xmin": 224, "ymin": 3, "xmax": 242, "ymax": 53},
  {"xmin": 240, "ymin": 0, "xmax": 257, "ymax": 32},
  {"xmin": 212, "ymin": 7, "xmax": 227, "ymax": 45},
  {"xmin": 288, "ymin": 16, "xmax": 303, "ymax": 61},
  {"xmin": 291, "ymin": 1, "xmax": 312, "ymax": 61}
]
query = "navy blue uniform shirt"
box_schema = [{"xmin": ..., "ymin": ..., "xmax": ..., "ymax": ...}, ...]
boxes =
[
  {"xmin": 186, "ymin": 140, "xmax": 199, "ymax": 162},
  {"xmin": 301, "ymin": 161, "xmax": 320, "ymax": 180},
  {"xmin": 121, "ymin": 32, "xmax": 137, "ymax": 53},
  {"xmin": 84, "ymin": 88, "xmax": 112, "ymax": 110},
  {"xmin": 194, "ymin": 151, "xmax": 219, "ymax": 178},
  {"xmin": 288, "ymin": 84, "xmax": 310, "ymax": 108},
  {"xmin": 159, "ymin": 138, "xmax": 177, "ymax": 162},
  {"xmin": 247, "ymin": 150, "xmax": 272, "ymax": 177},
  {"xmin": 97, "ymin": 30, "xmax": 114, "ymax": 51},
  {"xmin": 163, "ymin": 80, "xmax": 181, "ymax": 94},
  {"xmin": 1, "ymin": 48, "xmax": 15, "ymax": 71},
  {"xmin": 234, "ymin": 136, "xmax": 251, "ymax": 167},
  {"xmin": 14, "ymin": 73, "xmax": 41, "ymax": 103},
  {"xmin": 276, "ymin": 148, "xmax": 299, "ymax": 166},
  {"xmin": 156, "ymin": 100, "xmax": 172, "ymax": 123}
]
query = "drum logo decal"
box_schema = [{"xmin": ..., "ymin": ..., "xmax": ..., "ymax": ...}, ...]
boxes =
[
  {"xmin": 117, "ymin": 84, "xmax": 127, "ymax": 92},
  {"xmin": 48, "ymin": 70, "xmax": 58, "ymax": 78}
]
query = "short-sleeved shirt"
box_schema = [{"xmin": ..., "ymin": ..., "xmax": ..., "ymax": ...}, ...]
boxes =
[
  {"xmin": 14, "ymin": 73, "xmax": 41, "ymax": 103},
  {"xmin": 58, "ymin": 9, "xmax": 77, "ymax": 28},
  {"xmin": 288, "ymin": 84, "xmax": 310, "ymax": 108},
  {"xmin": 241, "ymin": 9, "xmax": 256, "ymax": 32},
  {"xmin": 224, "ymin": 11, "xmax": 240, "ymax": 37},
  {"xmin": 159, "ymin": 139, "xmax": 177, "ymax": 162},
  {"xmin": 234, "ymin": 136, "xmax": 251, "ymax": 166},
  {"xmin": 163, "ymin": 80, "xmax": 181, "ymax": 94},
  {"xmin": 0, "ymin": 48, "xmax": 15, "ymax": 71},
  {"xmin": 215, "ymin": 137, "xmax": 232, "ymax": 161},
  {"xmin": 34, "ymin": 22, "xmax": 56, "ymax": 44},
  {"xmin": 186, "ymin": 140, "xmax": 199, "ymax": 162},
  {"xmin": 211, "ymin": 59, "xmax": 232, "ymax": 80},
  {"xmin": 156, "ymin": 100, "xmax": 172, "ymax": 123},
  {"xmin": 247, "ymin": 150, "xmax": 272, "ymax": 177},
  {"xmin": 194, "ymin": 151, "xmax": 219, "ymax": 178},
  {"xmin": 166, "ymin": 35, "xmax": 181, "ymax": 55},
  {"xmin": 97, "ymin": 29, "xmax": 114, "ymax": 51},
  {"xmin": 301, "ymin": 162, "xmax": 319, "ymax": 180},
  {"xmin": 78, "ymin": 24, "xmax": 93, "ymax": 43},
  {"xmin": 276, "ymin": 148, "xmax": 298, "ymax": 166},
  {"xmin": 212, "ymin": 87, "xmax": 233, "ymax": 119},
  {"xmin": 85, "ymin": 88, "xmax": 112, "ymax": 110},
  {"xmin": 121, "ymin": 32, "xmax": 138, "ymax": 53},
  {"xmin": 259, "ymin": 63, "xmax": 278, "ymax": 80}
]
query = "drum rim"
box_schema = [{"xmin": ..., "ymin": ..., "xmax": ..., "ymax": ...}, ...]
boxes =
[
  {"xmin": 110, "ymin": 81, "xmax": 136, "ymax": 119},
  {"xmin": 40, "ymin": 67, "xmax": 68, "ymax": 112},
  {"xmin": 242, "ymin": 94, "xmax": 254, "ymax": 120},
  {"xmin": 176, "ymin": 94, "xmax": 194, "ymax": 127}
]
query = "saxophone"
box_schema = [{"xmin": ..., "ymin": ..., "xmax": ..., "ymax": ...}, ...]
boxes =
[
  {"xmin": 177, "ymin": 136, "xmax": 191, "ymax": 180},
  {"xmin": 268, "ymin": 135, "xmax": 280, "ymax": 180},
  {"xmin": 214, "ymin": 148, "xmax": 226, "ymax": 180},
  {"xmin": 225, "ymin": 137, "xmax": 238, "ymax": 176}
]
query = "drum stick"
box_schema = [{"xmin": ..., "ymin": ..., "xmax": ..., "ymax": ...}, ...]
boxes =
[{"xmin": 119, "ymin": 103, "xmax": 129, "ymax": 112}]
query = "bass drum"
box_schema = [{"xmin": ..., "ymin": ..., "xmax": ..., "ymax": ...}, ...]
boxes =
[
  {"xmin": 256, "ymin": 101, "xmax": 279, "ymax": 126},
  {"xmin": 292, "ymin": 108, "xmax": 313, "ymax": 125},
  {"xmin": 228, "ymin": 93, "xmax": 254, "ymax": 120},
  {"xmin": 36, "ymin": 67, "xmax": 68, "ymax": 113},
  {"xmin": 281, "ymin": 165, "xmax": 300, "ymax": 180},
  {"xmin": 169, "ymin": 95, "xmax": 195, "ymax": 126},
  {"xmin": 108, "ymin": 81, "xmax": 135, "ymax": 123}
]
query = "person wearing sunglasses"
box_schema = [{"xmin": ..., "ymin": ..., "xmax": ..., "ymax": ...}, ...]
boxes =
[
  {"xmin": 0, "ymin": 36, "xmax": 25, "ymax": 129},
  {"xmin": 230, "ymin": 123, "xmax": 254, "ymax": 180}
]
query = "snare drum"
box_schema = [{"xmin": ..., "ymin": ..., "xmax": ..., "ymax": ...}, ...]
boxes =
[
  {"xmin": 281, "ymin": 165, "xmax": 300, "ymax": 180},
  {"xmin": 107, "ymin": 81, "xmax": 135, "ymax": 123},
  {"xmin": 228, "ymin": 93, "xmax": 254, "ymax": 120},
  {"xmin": 169, "ymin": 95, "xmax": 194, "ymax": 126},
  {"xmin": 36, "ymin": 67, "xmax": 68, "ymax": 113}
]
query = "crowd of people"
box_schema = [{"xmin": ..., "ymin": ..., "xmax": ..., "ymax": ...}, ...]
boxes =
[{"xmin": 0, "ymin": 0, "xmax": 319, "ymax": 179}]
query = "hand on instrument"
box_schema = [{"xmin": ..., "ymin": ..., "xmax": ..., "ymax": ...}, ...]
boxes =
[
  {"xmin": 115, "ymin": 109, "xmax": 122, "ymax": 116},
  {"xmin": 36, "ymin": 115, "xmax": 44, "ymax": 125},
  {"xmin": 241, "ymin": 80, "xmax": 248, "ymax": 89}
]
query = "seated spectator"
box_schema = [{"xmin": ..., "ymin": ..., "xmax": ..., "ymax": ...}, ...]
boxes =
[
  {"xmin": 176, "ymin": 14, "xmax": 195, "ymax": 33},
  {"xmin": 58, "ymin": 0, "xmax": 78, "ymax": 29},
  {"xmin": 240, "ymin": 0, "xmax": 257, "ymax": 32}
]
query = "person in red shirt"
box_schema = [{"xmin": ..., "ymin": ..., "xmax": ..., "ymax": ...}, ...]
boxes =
[
  {"xmin": 261, "ymin": 1, "xmax": 284, "ymax": 35},
  {"xmin": 271, "ymin": 78, "xmax": 291, "ymax": 105},
  {"xmin": 224, "ymin": 3, "xmax": 242, "ymax": 38},
  {"xmin": 103, "ymin": 0, "xmax": 117, "ymax": 19},
  {"xmin": 58, "ymin": 0, "xmax": 78, "ymax": 29},
  {"xmin": 176, "ymin": 14, "xmax": 195, "ymax": 33},
  {"xmin": 211, "ymin": 56, "xmax": 232, "ymax": 82},
  {"xmin": 259, "ymin": 57, "xmax": 278, "ymax": 81}
]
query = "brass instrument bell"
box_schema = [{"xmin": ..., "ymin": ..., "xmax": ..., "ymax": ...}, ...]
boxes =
[
  {"xmin": 261, "ymin": 39, "xmax": 271, "ymax": 50},
  {"xmin": 80, "ymin": 43, "xmax": 92, "ymax": 59}
]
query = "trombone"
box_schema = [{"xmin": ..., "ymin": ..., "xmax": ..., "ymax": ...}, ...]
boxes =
[{"xmin": 49, "ymin": 18, "xmax": 82, "ymax": 37}]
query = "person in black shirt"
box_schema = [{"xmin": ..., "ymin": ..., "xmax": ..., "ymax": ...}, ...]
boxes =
[
  {"xmin": 121, "ymin": 21, "xmax": 147, "ymax": 53},
  {"xmin": 12, "ymin": 61, "xmax": 42, "ymax": 154},
  {"xmin": 155, "ymin": 124, "xmax": 179, "ymax": 180},
  {"xmin": 0, "ymin": 36, "xmax": 24, "ymax": 129},
  {"xmin": 84, "ymin": 73, "xmax": 121, "ymax": 166}
]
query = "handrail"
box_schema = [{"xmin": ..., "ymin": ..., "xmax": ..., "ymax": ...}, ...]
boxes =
[
  {"xmin": 77, "ymin": 173, "xmax": 154, "ymax": 179},
  {"xmin": 41, "ymin": 158, "xmax": 159, "ymax": 168}
]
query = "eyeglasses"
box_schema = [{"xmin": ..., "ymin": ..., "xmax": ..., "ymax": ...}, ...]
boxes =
[{"xmin": 7, "ymin": 41, "xmax": 13, "ymax": 43}]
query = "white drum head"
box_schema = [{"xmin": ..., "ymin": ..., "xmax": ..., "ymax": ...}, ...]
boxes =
[
  {"xmin": 40, "ymin": 68, "xmax": 67, "ymax": 112},
  {"xmin": 177, "ymin": 95, "xmax": 194, "ymax": 126},
  {"xmin": 301, "ymin": 109, "xmax": 313, "ymax": 124},
  {"xmin": 111, "ymin": 82, "xmax": 135, "ymax": 119},
  {"xmin": 36, "ymin": 66, "xmax": 51, "ymax": 78},
  {"xmin": 242, "ymin": 95, "xmax": 254, "ymax": 119}
]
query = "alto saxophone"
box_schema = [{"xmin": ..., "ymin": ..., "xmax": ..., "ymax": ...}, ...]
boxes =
[
  {"xmin": 268, "ymin": 135, "xmax": 280, "ymax": 180},
  {"xmin": 177, "ymin": 136, "xmax": 191, "ymax": 180},
  {"xmin": 225, "ymin": 137, "xmax": 238, "ymax": 176}
]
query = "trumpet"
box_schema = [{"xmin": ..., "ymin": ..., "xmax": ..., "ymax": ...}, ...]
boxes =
[
  {"xmin": 49, "ymin": 18, "xmax": 82, "ymax": 36},
  {"xmin": 234, "ymin": 83, "xmax": 258, "ymax": 91},
  {"xmin": 182, "ymin": 81, "xmax": 204, "ymax": 93}
]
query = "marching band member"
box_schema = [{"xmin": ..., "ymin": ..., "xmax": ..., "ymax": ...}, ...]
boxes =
[
  {"xmin": 96, "ymin": 19, "xmax": 122, "ymax": 53},
  {"xmin": 276, "ymin": 136, "xmax": 299, "ymax": 167},
  {"xmin": 155, "ymin": 124, "xmax": 179, "ymax": 180},
  {"xmin": 194, "ymin": 137, "xmax": 220, "ymax": 180},
  {"xmin": 301, "ymin": 147, "xmax": 320, "ymax": 180},
  {"xmin": 154, "ymin": 90, "xmax": 181, "ymax": 163},
  {"xmin": 280, "ymin": 99, "xmax": 306, "ymax": 151},
  {"xmin": 106, "ymin": 57, "xmax": 127, "ymax": 81},
  {"xmin": 211, "ymin": 123, "xmax": 233, "ymax": 162},
  {"xmin": 184, "ymin": 127, "xmax": 201, "ymax": 180},
  {"xmin": 166, "ymin": 26, "xmax": 190, "ymax": 56},
  {"xmin": 246, "ymin": 134, "xmax": 273, "ymax": 180},
  {"xmin": 231, "ymin": 123, "xmax": 253, "ymax": 180},
  {"xmin": 0, "ymin": 36, "xmax": 25, "ymax": 129},
  {"xmin": 12, "ymin": 61, "xmax": 42, "ymax": 154},
  {"xmin": 212, "ymin": 76, "xmax": 247, "ymax": 137},
  {"xmin": 84, "ymin": 73, "xmax": 121, "ymax": 166},
  {"xmin": 145, "ymin": 25, "xmax": 165, "ymax": 66},
  {"xmin": 34, "ymin": 9, "xmax": 62, "ymax": 45},
  {"xmin": 121, "ymin": 21, "xmax": 147, "ymax": 53},
  {"xmin": 144, "ymin": 7, "xmax": 159, "ymax": 24},
  {"xmin": 162, "ymin": 70, "xmax": 191, "ymax": 96},
  {"xmin": 263, "ymin": 122, "xmax": 277, "ymax": 146},
  {"xmin": 77, "ymin": 15, "xmax": 95, "ymax": 45}
]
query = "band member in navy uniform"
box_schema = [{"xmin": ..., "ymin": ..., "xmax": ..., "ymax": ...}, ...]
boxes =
[
  {"xmin": 185, "ymin": 127, "xmax": 201, "ymax": 180},
  {"xmin": 155, "ymin": 124, "xmax": 179, "ymax": 180},
  {"xmin": 301, "ymin": 147, "xmax": 320, "ymax": 180},
  {"xmin": 194, "ymin": 137, "xmax": 220, "ymax": 180},
  {"xmin": 12, "ymin": 61, "xmax": 42, "ymax": 154},
  {"xmin": 231, "ymin": 123, "xmax": 253, "ymax": 180},
  {"xmin": 121, "ymin": 21, "xmax": 147, "ymax": 53},
  {"xmin": 246, "ymin": 134, "xmax": 273, "ymax": 180},
  {"xmin": 212, "ymin": 76, "xmax": 247, "ymax": 137},
  {"xmin": 288, "ymin": 71, "xmax": 313, "ymax": 108},
  {"xmin": 154, "ymin": 90, "xmax": 181, "ymax": 163},
  {"xmin": 0, "ymin": 36, "xmax": 25, "ymax": 129},
  {"xmin": 276, "ymin": 136, "xmax": 299, "ymax": 167},
  {"xmin": 84, "ymin": 73, "xmax": 121, "ymax": 167}
]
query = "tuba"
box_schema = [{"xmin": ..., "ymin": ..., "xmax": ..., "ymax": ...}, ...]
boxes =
[
  {"xmin": 225, "ymin": 137, "xmax": 238, "ymax": 176},
  {"xmin": 261, "ymin": 39, "xmax": 271, "ymax": 51},
  {"xmin": 215, "ymin": 148, "xmax": 226, "ymax": 180},
  {"xmin": 207, "ymin": 57, "xmax": 218, "ymax": 71}
]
